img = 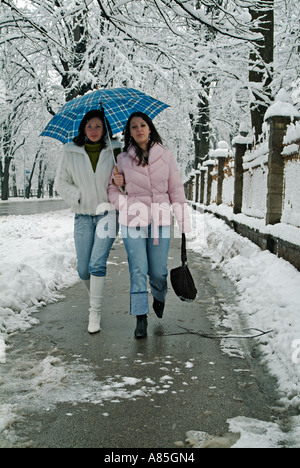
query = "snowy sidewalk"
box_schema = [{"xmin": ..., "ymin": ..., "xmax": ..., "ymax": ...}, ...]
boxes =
[{"xmin": 1, "ymin": 208, "xmax": 300, "ymax": 447}]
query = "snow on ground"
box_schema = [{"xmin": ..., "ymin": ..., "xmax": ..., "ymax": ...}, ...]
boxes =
[
  {"xmin": 0, "ymin": 349, "xmax": 200, "ymax": 447},
  {"xmin": 0, "ymin": 210, "xmax": 78, "ymax": 363},
  {"xmin": 1, "ymin": 206, "xmax": 300, "ymax": 447},
  {"xmin": 188, "ymin": 209, "xmax": 300, "ymax": 410},
  {"xmin": 187, "ymin": 415, "xmax": 300, "ymax": 448}
]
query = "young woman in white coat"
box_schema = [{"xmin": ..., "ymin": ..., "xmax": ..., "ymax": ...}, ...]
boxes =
[
  {"xmin": 56, "ymin": 110, "xmax": 123, "ymax": 334},
  {"xmin": 109, "ymin": 112, "xmax": 191, "ymax": 339}
]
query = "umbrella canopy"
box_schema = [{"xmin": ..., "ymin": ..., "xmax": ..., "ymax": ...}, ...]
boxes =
[{"xmin": 40, "ymin": 88, "xmax": 169, "ymax": 144}]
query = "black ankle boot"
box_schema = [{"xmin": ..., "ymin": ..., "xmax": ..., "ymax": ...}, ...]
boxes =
[
  {"xmin": 134, "ymin": 315, "xmax": 148, "ymax": 339},
  {"xmin": 153, "ymin": 298, "xmax": 165, "ymax": 319}
]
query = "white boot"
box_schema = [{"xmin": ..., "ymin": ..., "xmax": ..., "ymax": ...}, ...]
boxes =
[{"xmin": 88, "ymin": 275, "xmax": 105, "ymax": 334}]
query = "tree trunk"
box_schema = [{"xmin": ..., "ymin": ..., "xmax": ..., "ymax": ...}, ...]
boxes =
[
  {"xmin": 249, "ymin": 1, "xmax": 274, "ymax": 141},
  {"xmin": 11, "ymin": 162, "xmax": 18, "ymax": 197},
  {"xmin": 60, "ymin": 6, "xmax": 94, "ymax": 102},
  {"xmin": 198, "ymin": 79, "xmax": 210, "ymax": 166},
  {"xmin": 48, "ymin": 178, "xmax": 54, "ymax": 198},
  {"xmin": 190, "ymin": 79, "xmax": 210, "ymax": 169},
  {"xmin": 1, "ymin": 156, "xmax": 12, "ymax": 200},
  {"xmin": 25, "ymin": 146, "xmax": 42, "ymax": 198},
  {"xmin": 37, "ymin": 160, "xmax": 47, "ymax": 198}
]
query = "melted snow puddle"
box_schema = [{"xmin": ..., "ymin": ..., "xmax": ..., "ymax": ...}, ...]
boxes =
[{"xmin": 0, "ymin": 351, "xmax": 197, "ymax": 447}]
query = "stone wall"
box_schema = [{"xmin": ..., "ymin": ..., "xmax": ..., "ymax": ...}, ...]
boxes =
[{"xmin": 184, "ymin": 95, "xmax": 300, "ymax": 271}]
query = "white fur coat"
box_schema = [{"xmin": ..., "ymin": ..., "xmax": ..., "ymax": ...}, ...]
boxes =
[{"xmin": 55, "ymin": 138, "xmax": 122, "ymax": 215}]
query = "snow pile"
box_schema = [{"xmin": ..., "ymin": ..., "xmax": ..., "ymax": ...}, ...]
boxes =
[
  {"xmin": 0, "ymin": 337, "xmax": 6, "ymax": 364},
  {"xmin": 228, "ymin": 416, "xmax": 300, "ymax": 449},
  {"xmin": 211, "ymin": 140, "xmax": 232, "ymax": 159},
  {"xmin": 203, "ymin": 202, "xmax": 300, "ymax": 246},
  {"xmin": 187, "ymin": 415, "xmax": 300, "ymax": 448},
  {"xmin": 0, "ymin": 210, "xmax": 78, "ymax": 362},
  {"xmin": 281, "ymin": 122, "xmax": 300, "ymax": 158},
  {"xmin": 188, "ymin": 210, "xmax": 300, "ymax": 410},
  {"xmin": 282, "ymin": 158, "xmax": 300, "ymax": 227},
  {"xmin": 284, "ymin": 121, "xmax": 300, "ymax": 145},
  {"xmin": 264, "ymin": 89, "xmax": 300, "ymax": 121},
  {"xmin": 243, "ymin": 140, "xmax": 268, "ymax": 172}
]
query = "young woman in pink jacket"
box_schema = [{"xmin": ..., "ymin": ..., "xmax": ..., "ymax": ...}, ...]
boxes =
[{"xmin": 108, "ymin": 112, "xmax": 191, "ymax": 339}]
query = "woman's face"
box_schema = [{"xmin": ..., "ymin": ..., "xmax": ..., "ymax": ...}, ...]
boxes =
[
  {"xmin": 130, "ymin": 116, "xmax": 151, "ymax": 150},
  {"xmin": 84, "ymin": 117, "xmax": 104, "ymax": 143}
]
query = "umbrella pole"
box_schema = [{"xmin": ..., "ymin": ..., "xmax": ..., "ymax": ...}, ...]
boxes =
[
  {"xmin": 103, "ymin": 112, "xmax": 125, "ymax": 194},
  {"xmin": 104, "ymin": 119, "xmax": 117, "ymax": 168}
]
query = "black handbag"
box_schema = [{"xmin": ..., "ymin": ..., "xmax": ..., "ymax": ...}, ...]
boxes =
[{"xmin": 170, "ymin": 234, "xmax": 197, "ymax": 302}]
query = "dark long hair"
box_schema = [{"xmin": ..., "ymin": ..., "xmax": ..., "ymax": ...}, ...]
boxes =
[
  {"xmin": 124, "ymin": 112, "xmax": 163, "ymax": 166},
  {"xmin": 73, "ymin": 109, "xmax": 113, "ymax": 147}
]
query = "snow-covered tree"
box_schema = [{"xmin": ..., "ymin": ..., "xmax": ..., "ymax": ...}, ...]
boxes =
[
  {"xmin": 0, "ymin": 0, "xmax": 299, "ymax": 198},
  {"xmin": 96, "ymin": 0, "xmax": 299, "ymax": 147}
]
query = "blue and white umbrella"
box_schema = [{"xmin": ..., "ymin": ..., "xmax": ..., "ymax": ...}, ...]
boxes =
[{"xmin": 40, "ymin": 88, "xmax": 170, "ymax": 144}]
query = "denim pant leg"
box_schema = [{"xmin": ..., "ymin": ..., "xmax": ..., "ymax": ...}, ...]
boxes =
[
  {"xmin": 74, "ymin": 215, "xmax": 95, "ymax": 280},
  {"xmin": 147, "ymin": 225, "xmax": 171, "ymax": 303},
  {"xmin": 121, "ymin": 225, "xmax": 149, "ymax": 316},
  {"xmin": 121, "ymin": 224, "xmax": 171, "ymax": 316},
  {"xmin": 74, "ymin": 212, "xmax": 118, "ymax": 280},
  {"xmin": 89, "ymin": 211, "xmax": 119, "ymax": 277}
]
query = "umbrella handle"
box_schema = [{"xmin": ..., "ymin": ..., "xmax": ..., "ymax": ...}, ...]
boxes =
[
  {"xmin": 113, "ymin": 166, "xmax": 126, "ymax": 194},
  {"xmin": 113, "ymin": 166, "xmax": 126, "ymax": 195}
]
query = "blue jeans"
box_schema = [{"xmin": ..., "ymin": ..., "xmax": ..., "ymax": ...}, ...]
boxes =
[
  {"xmin": 121, "ymin": 224, "xmax": 171, "ymax": 316},
  {"xmin": 74, "ymin": 212, "xmax": 119, "ymax": 280}
]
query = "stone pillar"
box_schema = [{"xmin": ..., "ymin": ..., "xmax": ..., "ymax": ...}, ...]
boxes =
[
  {"xmin": 266, "ymin": 116, "xmax": 291, "ymax": 225},
  {"xmin": 210, "ymin": 141, "xmax": 231, "ymax": 206},
  {"xmin": 200, "ymin": 168, "xmax": 206, "ymax": 204},
  {"xmin": 190, "ymin": 175, "xmax": 195, "ymax": 201},
  {"xmin": 233, "ymin": 136, "xmax": 252, "ymax": 214},
  {"xmin": 184, "ymin": 180, "xmax": 189, "ymax": 200},
  {"xmin": 264, "ymin": 89, "xmax": 300, "ymax": 225},
  {"xmin": 205, "ymin": 162, "xmax": 214, "ymax": 205},
  {"xmin": 216, "ymin": 156, "xmax": 226, "ymax": 205},
  {"xmin": 195, "ymin": 171, "xmax": 200, "ymax": 203}
]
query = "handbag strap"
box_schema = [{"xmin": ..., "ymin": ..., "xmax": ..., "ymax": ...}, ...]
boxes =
[{"xmin": 181, "ymin": 233, "xmax": 187, "ymax": 265}]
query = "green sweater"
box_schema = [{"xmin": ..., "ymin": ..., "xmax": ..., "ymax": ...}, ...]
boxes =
[{"xmin": 85, "ymin": 142, "xmax": 103, "ymax": 172}]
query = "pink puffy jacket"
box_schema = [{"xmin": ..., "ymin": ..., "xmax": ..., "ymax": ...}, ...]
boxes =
[{"xmin": 108, "ymin": 143, "xmax": 191, "ymax": 238}]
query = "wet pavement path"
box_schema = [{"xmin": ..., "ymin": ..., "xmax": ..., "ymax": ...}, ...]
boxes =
[{"xmin": 0, "ymin": 236, "xmax": 282, "ymax": 448}]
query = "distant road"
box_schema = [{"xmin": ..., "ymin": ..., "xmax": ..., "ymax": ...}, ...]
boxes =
[{"xmin": 0, "ymin": 198, "xmax": 69, "ymax": 217}]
